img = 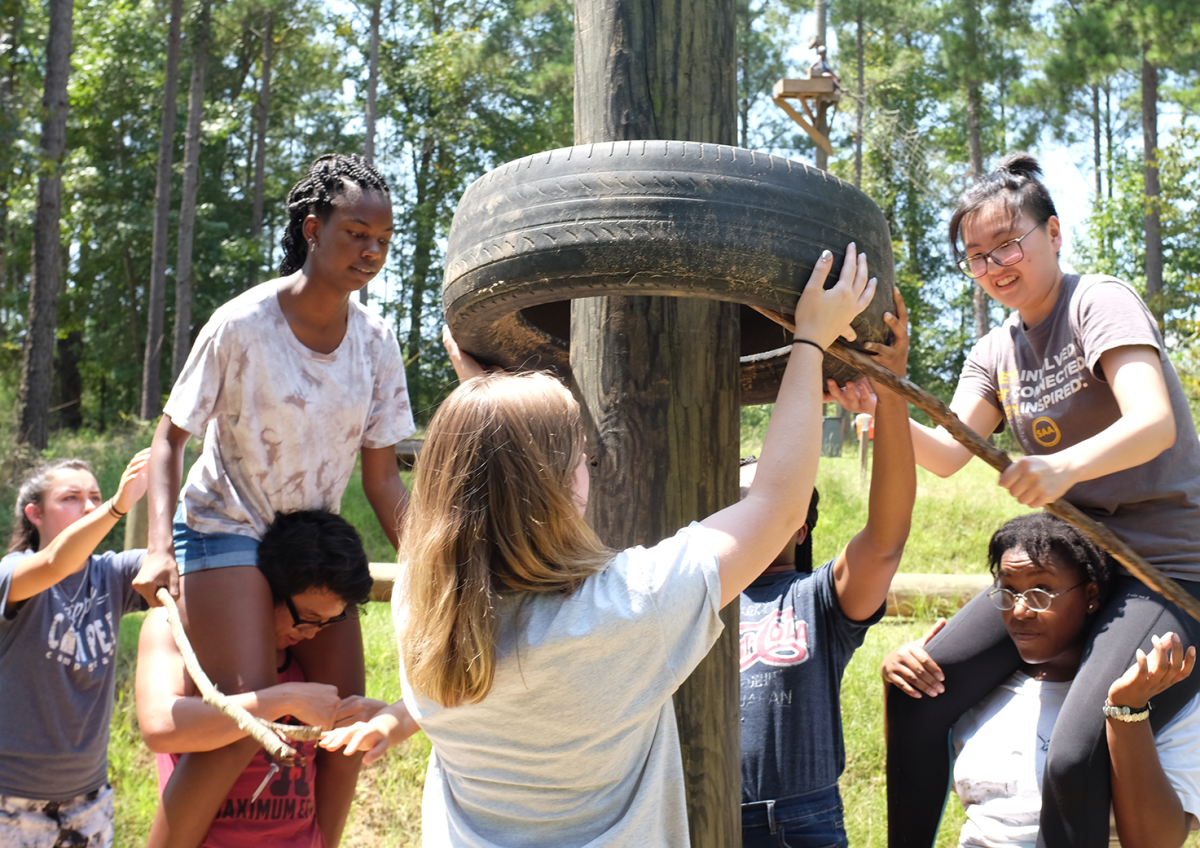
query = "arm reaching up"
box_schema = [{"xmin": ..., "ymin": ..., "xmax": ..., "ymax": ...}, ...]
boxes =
[
  {"xmin": 830, "ymin": 289, "xmax": 917, "ymax": 622},
  {"xmin": 702, "ymin": 244, "xmax": 876, "ymax": 608}
]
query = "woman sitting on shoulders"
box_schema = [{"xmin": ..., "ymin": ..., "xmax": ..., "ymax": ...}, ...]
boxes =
[{"xmin": 883, "ymin": 513, "xmax": 1200, "ymax": 848}]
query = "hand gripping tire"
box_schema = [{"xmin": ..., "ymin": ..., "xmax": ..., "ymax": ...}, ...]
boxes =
[{"xmin": 442, "ymin": 140, "xmax": 895, "ymax": 403}]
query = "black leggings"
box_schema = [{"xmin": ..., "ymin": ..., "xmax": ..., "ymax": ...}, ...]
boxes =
[{"xmin": 886, "ymin": 575, "xmax": 1200, "ymax": 848}]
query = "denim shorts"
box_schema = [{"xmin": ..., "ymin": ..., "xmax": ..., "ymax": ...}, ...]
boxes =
[
  {"xmin": 741, "ymin": 784, "xmax": 848, "ymax": 848},
  {"xmin": 173, "ymin": 508, "xmax": 259, "ymax": 575}
]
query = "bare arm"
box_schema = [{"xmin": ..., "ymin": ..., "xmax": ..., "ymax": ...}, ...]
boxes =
[
  {"xmin": 909, "ymin": 395, "xmax": 1004, "ymax": 478},
  {"xmin": 319, "ymin": 699, "xmax": 421, "ymax": 765},
  {"xmin": 361, "ymin": 446, "xmax": 408, "ymax": 550},
  {"xmin": 136, "ymin": 609, "xmax": 382, "ymax": 753},
  {"xmin": 1108, "ymin": 632, "xmax": 1198, "ymax": 848},
  {"xmin": 999, "ymin": 345, "xmax": 1175, "ymax": 507},
  {"xmin": 134, "ymin": 416, "xmax": 191, "ymax": 605},
  {"xmin": 703, "ymin": 245, "xmax": 876, "ymax": 608},
  {"xmin": 832, "ymin": 290, "xmax": 916, "ymax": 622},
  {"xmin": 10, "ymin": 449, "xmax": 150, "ymax": 602}
]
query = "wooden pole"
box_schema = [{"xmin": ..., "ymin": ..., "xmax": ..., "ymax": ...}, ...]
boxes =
[
  {"xmin": 573, "ymin": 0, "xmax": 741, "ymax": 844},
  {"xmin": 752, "ymin": 304, "xmax": 1200, "ymax": 625}
]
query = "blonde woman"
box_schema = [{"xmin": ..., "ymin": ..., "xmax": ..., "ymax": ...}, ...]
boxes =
[{"xmin": 321, "ymin": 244, "xmax": 877, "ymax": 846}]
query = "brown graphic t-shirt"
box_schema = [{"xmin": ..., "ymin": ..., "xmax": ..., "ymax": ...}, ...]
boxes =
[
  {"xmin": 956, "ymin": 274, "xmax": 1200, "ymax": 580},
  {"xmin": 165, "ymin": 281, "xmax": 416, "ymax": 540}
]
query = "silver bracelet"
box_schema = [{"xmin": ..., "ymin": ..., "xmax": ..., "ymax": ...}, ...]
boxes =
[{"xmin": 1102, "ymin": 699, "xmax": 1151, "ymax": 722}]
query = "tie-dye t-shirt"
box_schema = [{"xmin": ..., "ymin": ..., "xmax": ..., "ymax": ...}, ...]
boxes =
[{"xmin": 164, "ymin": 282, "xmax": 415, "ymax": 539}]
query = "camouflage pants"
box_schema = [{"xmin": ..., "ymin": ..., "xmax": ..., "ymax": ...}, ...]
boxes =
[{"xmin": 0, "ymin": 785, "xmax": 114, "ymax": 848}]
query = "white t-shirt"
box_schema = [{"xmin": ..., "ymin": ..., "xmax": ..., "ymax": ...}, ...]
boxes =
[
  {"xmin": 164, "ymin": 282, "xmax": 415, "ymax": 539},
  {"xmin": 952, "ymin": 671, "xmax": 1200, "ymax": 848},
  {"xmin": 397, "ymin": 523, "xmax": 725, "ymax": 848}
]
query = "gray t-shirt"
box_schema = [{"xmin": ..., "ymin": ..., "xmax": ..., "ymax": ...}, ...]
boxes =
[
  {"xmin": 0, "ymin": 549, "xmax": 146, "ymax": 800},
  {"xmin": 164, "ymin": 281, "xmax": 416, "ymax": 539},
  {"xmin": 399, "ymin": 523, "xmax": 724, "ymax": 848},
  {"xmin": 957, "ymin": 274, "xmax": 1200, "ymax": 580},
  {"xmin": 739, "ymin": 560, "xmax": 883, "ymax": 803}
]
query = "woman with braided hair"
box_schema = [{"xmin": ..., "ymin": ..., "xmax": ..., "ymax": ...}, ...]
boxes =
[{"xmin": 134, "ymin": 153, "xmax": 415, "ymax": 848}]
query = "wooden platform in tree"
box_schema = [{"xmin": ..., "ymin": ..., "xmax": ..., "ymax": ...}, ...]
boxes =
[{"xmin": 773, "ymin": 76, "xmax": 841, "ymax": 155}]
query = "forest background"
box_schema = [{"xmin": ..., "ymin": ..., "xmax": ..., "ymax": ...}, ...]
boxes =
[{"xmin": 2, "ymin": 0, "xmax": 1200, "ymax": 450}]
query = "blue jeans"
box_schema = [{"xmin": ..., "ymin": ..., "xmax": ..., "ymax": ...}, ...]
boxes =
[
  {"xmin": 741, "ymin": 784, "xmax": 848, "ymax": 848},
  {"xmin": 173, "ymin": 508, "xmax": 259, "ymax": 574}
]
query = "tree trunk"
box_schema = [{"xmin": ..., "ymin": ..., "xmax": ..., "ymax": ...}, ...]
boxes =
[
  {"xmin": 55, "ymin": 329, "xmax": 83, "ymax": 431},
  {"xmin": 173, "ymin": 0, "xmax": 211, "ymax": 380},
  {"xmin": 122, "ymin": 246, "xmax": 147, "ymax": 368},
  {"xmin": 140, "ymin": 0, "xmax": 184, "ymax": 420},
  {"xmin": 248, "ymin": 8, "xmax": 274, "ymax": 290},
  {"xmin": 1105, "ymin": 83, "xmax": 1113, "ymax": 201},
  {"xmin": 17, "ymin": 0, "xmax": 73, "ymax": 449},
  {"xmin": 406, "ymin": 135, "xmax": 437, "ymax": 359},
  {"xmin": 1141, "ymin": 53, "xmax": 1162, "ymax": 327},
  {"xmin": 0, "ymin": 0, "xmax": 20, "ymax": 342},
  {"xmin": 1091, "ymin": 82, "xmax": 1101, "ymax": 199},
  {"xmin": 966, "ymin": 83, "xmax": 989, "ymax": 340},
  {"xmin": 855, "ymin": 3, "xmax": 864, "ymax": 188},
  {"xmin": 359, "ymin": 0, "xmax": 381, "ymax": 306},
  {"xmin": 573, "ymin": 1, "xmax": 740, "ymax": 845}
]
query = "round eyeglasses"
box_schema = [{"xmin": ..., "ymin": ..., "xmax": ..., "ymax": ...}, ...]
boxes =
[
  {"xmin": 957, "ymin": 224, "xmax": 1042, "ymax": 279},
  {"xmin": 284, "ymin": 596, "xmax": 348, "ymax": 631},
  {"xmin": 987, "ymin": 580, "xmax": 1085, "ymax": 612}
]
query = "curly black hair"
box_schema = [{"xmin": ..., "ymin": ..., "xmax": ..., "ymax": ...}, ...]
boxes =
[
  {"xmin": 948, "ymin": 152, "xmax": 1059, "ymax": 267},
  {"xmin": 987, "ymin": 512, "xmax": 1115, "ymax": 606},
  {"xmin": 257, "ymin": 510, "xmax": 373, "ymax": 610},
  {"xmin": 279, "ymin": 153, "xmax": 391, "ymax": 276}
]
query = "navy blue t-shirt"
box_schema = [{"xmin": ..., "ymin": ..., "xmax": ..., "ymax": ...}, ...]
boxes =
[{"xmin": 739, "ymin": 560, "xmax": 883, "ymax": 802}]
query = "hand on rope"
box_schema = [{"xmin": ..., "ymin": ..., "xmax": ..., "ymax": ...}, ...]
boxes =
[{"xmin": 750, "ymin": 304, "xmax": 1200, "ymax": 626}]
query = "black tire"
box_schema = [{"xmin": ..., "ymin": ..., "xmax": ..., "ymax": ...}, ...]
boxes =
[{"xmin": 443, "ymin": 140, "xmax": 895, "ymax": 400}]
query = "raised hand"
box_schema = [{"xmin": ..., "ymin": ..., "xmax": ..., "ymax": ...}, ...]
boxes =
[
  {"xmin": 793, "ymin": 243, "xmax": 877, "ymax": 350},
  {"xmin": 863, "ymin": 288, "xmax": 910, "ymax": 378},
  {"xmin": 112, "ymin": 448, "xmax": 152, "ymax": 516},
  {"xmin": 1108, "ymin": 631, "xmax": 1197, "ymax": 710},
  {"xmin": 442, "ymin": 325, "xmax": 487, "ymax": 382},
  {"xmin": 826, "ymin": 377, "xmax": 877, "ymax": 415}
]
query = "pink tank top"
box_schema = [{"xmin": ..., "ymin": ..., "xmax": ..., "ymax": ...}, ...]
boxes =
[{"xmin": 156, "ymin": 656, "xmax": 325, "ymax": 848}]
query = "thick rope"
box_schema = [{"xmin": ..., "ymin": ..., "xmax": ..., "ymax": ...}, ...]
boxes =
[
  {"xmin": 155, "ymin": 589, "xmax": 322, "ymax": 766},
  {"xmin": 753, "ymin": 306, "xmax": 1200, "ymax": 625}
]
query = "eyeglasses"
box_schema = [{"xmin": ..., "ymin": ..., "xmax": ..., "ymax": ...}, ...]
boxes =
[
  {"xmin": 957, "ymin": 224, "xmax": 1042, "ymax": 279},
  {"xmin": 284, "ymin": 596, "xmax": 348, "ymax": 631},
  {"xmin": 987, "ymin": 580, "xmax": 1085, "ymax": 612}
]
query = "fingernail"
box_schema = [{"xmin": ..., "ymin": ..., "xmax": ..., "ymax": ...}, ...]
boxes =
[
  {"xmin": 820, "ymin": 249, "xmax": 832, "ymax": 261},
  {"xmin": 847, "ymin": 242, "xmax": 856, "ymax": 251},
  {"xmin": 884, "ymin": 312, "xmax": 894, "ymax": 320},
  {"xmin": 870, "ymin": 277, "xmax": 878, "ymax": 285}
]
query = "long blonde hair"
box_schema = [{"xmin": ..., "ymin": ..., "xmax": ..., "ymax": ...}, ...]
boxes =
[{"xmin": 400, "ymin": 371, "xmax": 613, "ymax": 707}]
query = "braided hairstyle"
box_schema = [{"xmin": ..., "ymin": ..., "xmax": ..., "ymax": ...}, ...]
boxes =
[
  {"xmin": 948, "ymin": 152, "xmax": 1058, "ymax": 267},
  {"xmin": 279, "ymin": 154, "xmax": 391, "ymax": 276},
  {"xmin": 9, "ymin": 458, "xmax": 95, "ymax": 554}
]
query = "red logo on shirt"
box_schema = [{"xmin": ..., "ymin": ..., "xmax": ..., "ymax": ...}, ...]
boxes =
[{"xmin": 739, "ymin": 610, "xmax": 809, "ymax": 671}]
